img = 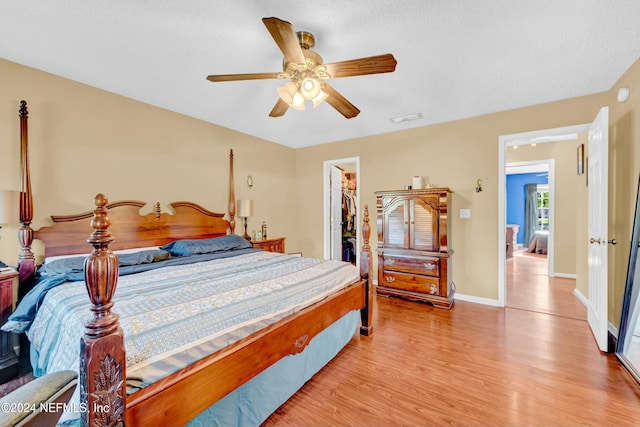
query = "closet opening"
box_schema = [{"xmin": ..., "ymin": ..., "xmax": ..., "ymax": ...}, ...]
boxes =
[{"xmin": 323, "ymin": 157, "xmax": 360, "ymax": 268}]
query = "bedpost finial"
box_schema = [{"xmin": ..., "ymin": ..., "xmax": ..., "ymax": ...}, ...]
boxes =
[
  {"xmin": 19, "ymin": 100, "xmax": 28, "ymax": 118},
  {"xmin": 362, "ymin": 205, "xmax": 371, "ymax": 252},
  {"xmin": 95, "ymin": 193, "xmax": 108, "ymax": 207},
  {"xmin": 81, "ymin": 193, "xmax": 125, "ymax": 426},
  {"xmin": 84, "ymin": 194, "xmax": 119, "ymax": 334},
  {"xmin": 87, "ymin": 194, "xmax": 113, "ymax": 246}
]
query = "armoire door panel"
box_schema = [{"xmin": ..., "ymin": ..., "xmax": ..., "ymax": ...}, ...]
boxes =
[
  {"xmin": 385, "ymin": 201, "xmax": 407, "ymax": 248},
  {"xmin": 410, "ymin": 199, "xmax": 437, "ymax": 251}
]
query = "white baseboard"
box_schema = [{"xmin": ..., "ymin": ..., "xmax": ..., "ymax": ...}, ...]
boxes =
[
  {"xmin": 552, "ymin": 272, "xmax": 577, "ymax": 279},
  {"xmin": 454, "ymin": 293, "xmax": 502, "ymax": 307},
  {"xmin": 609, "ymin": 322, "xmax": 619, "ymax": 340},
  {"xmin": 573, "ymin": 288, "xmax": 588, "ymax": 307}
]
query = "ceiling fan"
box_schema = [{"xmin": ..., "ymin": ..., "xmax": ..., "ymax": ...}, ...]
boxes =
[{"xmin": 206, "ymin": 17, "xmax": 397, "ymax": 119}]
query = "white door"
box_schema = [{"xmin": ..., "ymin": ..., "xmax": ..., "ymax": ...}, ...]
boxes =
[
  {"xmin": 587, "ymin": 106, "xmax": 609, "ymax": 352},
  {"xmin": 330, "ymin": 166, "xmax": 343, "ymax": 260}
]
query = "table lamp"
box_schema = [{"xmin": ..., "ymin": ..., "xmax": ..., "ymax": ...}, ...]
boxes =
[{"xmin": 237, "ymin": 199, "xmax": 254, "ymax": 241}]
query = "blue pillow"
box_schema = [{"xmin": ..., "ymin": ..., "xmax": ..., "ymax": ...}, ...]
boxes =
[
  {"xmin": 160, "ymin": 235, "xmax": 252, "ymax": 257},
  {"xmin": 117, "ymin": 249, "xmax": 170, "ymax": 266},
  {"xmin": 40, "ymin": 249, "xmax": 171, "ymax": 276}
]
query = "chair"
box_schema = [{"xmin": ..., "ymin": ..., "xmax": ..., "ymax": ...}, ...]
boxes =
[{"xmin": 0, "ymin": 370, "xmax": 77, "ymax": 427}]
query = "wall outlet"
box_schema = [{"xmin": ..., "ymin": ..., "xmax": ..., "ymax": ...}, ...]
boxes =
[{"xmin": 460, "ymin": 209, "xmax": 471, "ymax": 219}]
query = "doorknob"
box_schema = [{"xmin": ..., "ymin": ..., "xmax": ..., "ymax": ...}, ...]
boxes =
[
  {"xmin": 590, "ymin": 237, "xmax": 601, "ymax": 244},
  {"xmin": 608, "ymin": 239, "xmax": 617, "ymax": 245}
]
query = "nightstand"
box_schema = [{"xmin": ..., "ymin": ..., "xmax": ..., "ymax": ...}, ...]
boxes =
[
  {"xmin": 0, "ymin": 270, "xmax": 19, "ymax": 383},
  {"xmin": 252, "ymin": 237, "xmax": 285, "ymax": 253}
]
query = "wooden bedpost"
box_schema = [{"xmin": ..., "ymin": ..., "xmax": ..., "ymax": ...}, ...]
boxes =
[
  {"xmin": 17, "ymin": 101, "xmax": 37, "ymax": 297},
  {"xmin": 229, "ymin": 149, "xmax": 236, "ymax": 234},
  {"xmin": 359, "ymin": 205, "xmax": 374, "ymax": 336},
  {"xmin": 80, "ymin": 194, "xmax": 126, "ymax": 427}
]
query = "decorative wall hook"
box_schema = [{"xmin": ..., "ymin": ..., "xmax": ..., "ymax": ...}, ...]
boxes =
[
  {"xmin": 476, "ymin": 179, "xmax": 483, "ymax": 193},
  {"xmin": 247, "ymin": 174, "xmax": 253, "ymax": 189}
]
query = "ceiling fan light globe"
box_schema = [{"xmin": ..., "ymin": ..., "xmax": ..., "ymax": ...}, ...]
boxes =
[
  {"xmin": 277, "ymin": 81, "xmax": 298, "ymax": 105},
  {"xmin": 312, "ymin": 90, "xmax": 329, "ymax": 108},
  {"xmin": 300, "ymin": 77, "xmax": 321, "ymax": 100},
  {"xmin": 290, "ymin": 92, "xmax": 306, "ymax": 110}
]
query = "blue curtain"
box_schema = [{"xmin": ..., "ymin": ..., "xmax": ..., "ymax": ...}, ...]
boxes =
[{"xmin": 523, "ymin": 184, "xmax": 538, "ymax": 246}]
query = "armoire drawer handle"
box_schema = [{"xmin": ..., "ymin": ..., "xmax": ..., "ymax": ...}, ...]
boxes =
[
  {"xmin": 385, "ymin": 258, "xmax": 395, "ymax": 265},
  {"xmin": 429, "ymin": 284, "xmax": 437, "ymax": 294},
  {"xmin": 423, "ymin": 263, "xmax": 436, "ymax": 271},
  {"xmin": 385, "ymin": 276, "xmax": 395, "ymax": 283}
]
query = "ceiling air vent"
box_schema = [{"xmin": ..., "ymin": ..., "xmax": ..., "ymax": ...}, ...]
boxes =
[{"xmin": 390, "ymin": 112, "xmax": 423, "ymax": 124}]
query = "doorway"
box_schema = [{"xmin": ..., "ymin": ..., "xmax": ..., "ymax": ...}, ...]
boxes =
[
  {"xmin": 498, "ymin": 107, "xmax": 610, "ymax": 352},
  {"xmin": 323, "ymin": 157, "xmax": 360, "ymax": 267},
  {"xmin": 498, "ymin": 125, "xmax": 590, "ymax": 306}
]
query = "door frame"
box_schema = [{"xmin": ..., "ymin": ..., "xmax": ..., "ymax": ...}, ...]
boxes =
[
  {"xmin": 323, "ymin": 157, "xmax": 360, "ymax": 267},
  {"xmin": 498, "ymin": 124, "xmax": 590, "ymax": 306}
]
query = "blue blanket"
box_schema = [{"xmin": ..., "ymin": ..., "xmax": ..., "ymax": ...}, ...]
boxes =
[{"xmin": 2, "ymin": 246, "xmax": 257, "ymax": 334}]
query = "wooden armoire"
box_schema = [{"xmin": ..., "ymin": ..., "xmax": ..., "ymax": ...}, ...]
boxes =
[{"xmin": 375, "ymin": 188, "xmax": 454, "ymax": 309}]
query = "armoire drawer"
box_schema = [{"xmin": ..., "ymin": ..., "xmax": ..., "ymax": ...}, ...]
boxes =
[
  {"xmin": 381, "ymin": 271, "xmax": 440, "ymax": 295},
  {"xmin": 383, "ymin": 255, "xmax": 439, "ymax": 277}
]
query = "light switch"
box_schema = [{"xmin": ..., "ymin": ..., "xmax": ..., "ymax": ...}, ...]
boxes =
[{"xmin": 460, "ymin": 209, "xmax": 471, "ymax": 219}]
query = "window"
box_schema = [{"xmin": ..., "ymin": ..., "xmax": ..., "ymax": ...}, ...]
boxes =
[{"xmin": 536, "ymin": 185, "xmax": 549, "ymax": 230}]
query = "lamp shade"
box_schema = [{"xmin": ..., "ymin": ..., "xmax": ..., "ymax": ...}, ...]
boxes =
[
  {"xmin": 300, "ymin": 77, "xmax": 321, "ymax": 100},
  {"xmin": 277, "ymin": 82, "xmax": 298, "ymax": 105},
  {"xmin": 290, "ymin": 92, "xmax": 305, "ymax": 110},
  {"xmin": 237, "ymin": 199, "xmax": 254, "ymax": 218},
  {"xmin": 312, "ymin": 89, "xmax": 329, "ymax": 108},
  {"xmin": 0, "ymin": 190, "xmax": 19, "ymax": 225}
]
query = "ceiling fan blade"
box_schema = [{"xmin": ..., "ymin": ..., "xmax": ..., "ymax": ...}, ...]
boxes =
[
  {"xmin": 262, "ymin": 17, "xmax": 305, "ymax": 64},
  {"xmin": 206, "ymin": 72, "xmax": 279, "ymax": 82},
  {"xmin": 325, "ymin": 54, "xmax": 397, "ymax": 78},
  {"xmin": 322, "ymin": 84, "xmax": 360, "ymax": 119},
  {"xmin": 269, "ymin": 99, "xmax": 289, "ymax": 117}
]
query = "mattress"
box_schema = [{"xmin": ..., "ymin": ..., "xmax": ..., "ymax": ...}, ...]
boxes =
[{"xmin": 22, "ymin": 249, "xmax": 360, "ymax": 424}]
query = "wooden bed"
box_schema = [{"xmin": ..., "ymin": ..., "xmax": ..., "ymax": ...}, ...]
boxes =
[{"xmin": 13, "ymin": 101, "xmax": 374, "ymax": 426}]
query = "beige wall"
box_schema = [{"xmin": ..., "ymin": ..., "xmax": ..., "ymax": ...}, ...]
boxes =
[
  {"xmin": 3, "ymin": 53, "xmax": 640, "ymax": 327},
  {"xmin": 295, "ymin": 93, "xmax": 608, "ymax": 301},
  {"xmin": 506, "ymin": 138, "xmax": 586, "ymax": 276},
  {"xmin": 608, "ymin": 58, "xmax": 640, "ymax": 328},
  {"xmin": 0, "ymin": 58, "xmax": 298, "ymax": 264}
]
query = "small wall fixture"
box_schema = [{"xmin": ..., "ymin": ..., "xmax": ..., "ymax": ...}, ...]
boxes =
[
  {"xmin": 476, "ymin": 179, "xmax": 483, "ymax": 193},
  {"xmin": 618, "ymin": 87, "xmax": 630, "ymax": 103}
]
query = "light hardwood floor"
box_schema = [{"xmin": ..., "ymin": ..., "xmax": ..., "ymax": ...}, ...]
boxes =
[
  {"xmin": 506, "ymin": 250, "xmax": 586, "ymax": 320},
  {"xmin": 263, "ymin": 253, "xmax": 640, "ymax": 426}
]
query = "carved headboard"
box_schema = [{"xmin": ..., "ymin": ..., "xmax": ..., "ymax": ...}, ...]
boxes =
[{"xmin": 34, "ymin": 200, "xmax": 230, "ymax": 259}]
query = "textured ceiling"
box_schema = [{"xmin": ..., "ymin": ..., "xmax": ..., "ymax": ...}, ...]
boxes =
[{"xmin": 1, "ymin": 1, "xmax": 639, "ymax": 149}]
